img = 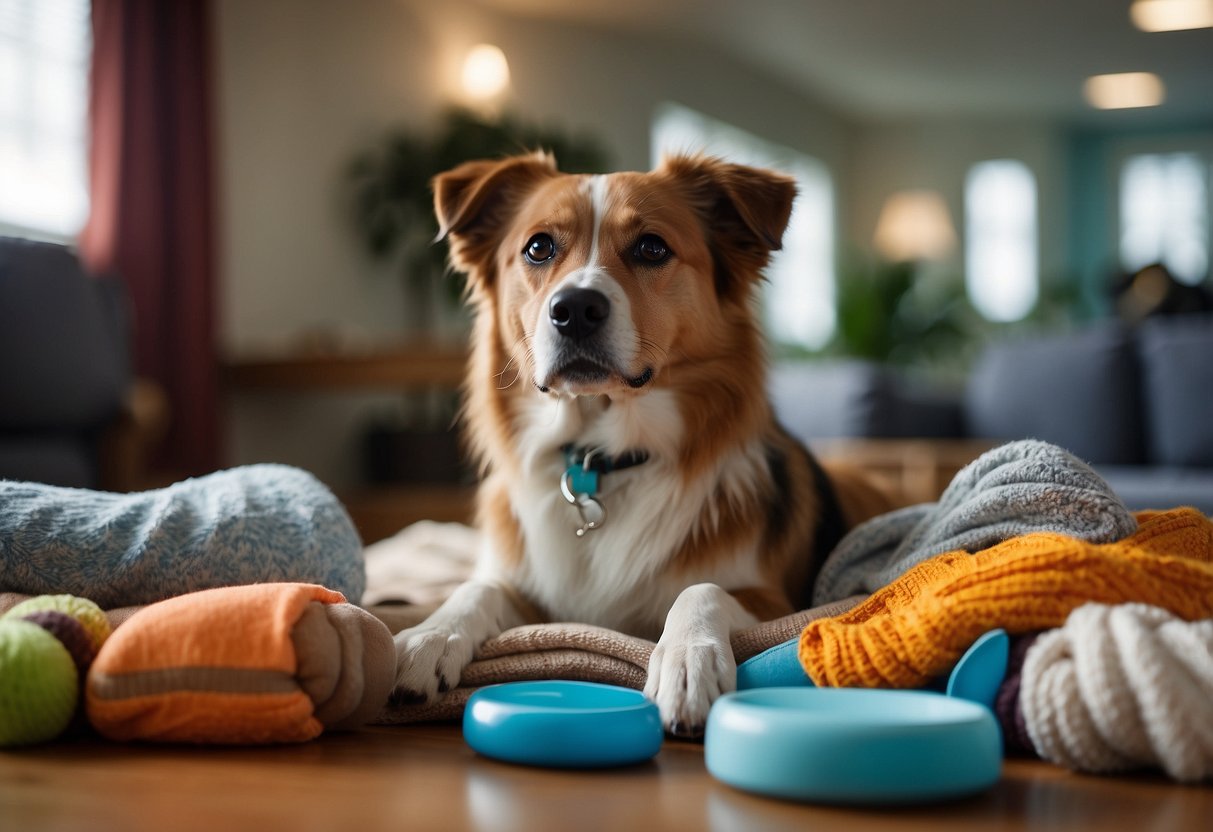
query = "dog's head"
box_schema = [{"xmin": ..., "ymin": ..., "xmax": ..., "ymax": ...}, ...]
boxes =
[{"xmin": 433, "ymin": 153, "xmax": 795, "ymax": 398}]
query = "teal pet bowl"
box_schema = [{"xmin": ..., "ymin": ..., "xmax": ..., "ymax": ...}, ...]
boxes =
[
  {"xmin": 705, "ymin": 687, "xmax": 1001, "ymax": 804},
  {"xmin": 463, "ymin": 680, "xmax": 663, "ymax": 768}
]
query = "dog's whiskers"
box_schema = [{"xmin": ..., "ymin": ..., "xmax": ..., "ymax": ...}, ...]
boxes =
[
  {"xmin": 493, "ymin": 335, "xmax": 541, "ymax": 391},
  {"xmin": 495, "ymin": 355, "xmax": 522, "ymax": 390},
  {"xmin": 635, "ymin": 337, "xmax": 669, "ymax": 369}
]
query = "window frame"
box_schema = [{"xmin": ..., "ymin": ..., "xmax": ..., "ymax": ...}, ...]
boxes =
[
  {"xmin": 651, "ymin": 101, "xmax": 838, "ymax": 351},
  {"xmin": 0, "ymin": 0, "xmax": 92, "ymax": 242},
  {"xmin": 1108, "ymin": 134, "xmax": 1213, "ymax": 286}
]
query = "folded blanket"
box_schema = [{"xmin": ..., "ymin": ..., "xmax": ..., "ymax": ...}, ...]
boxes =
[
  {"xmin": 811, "ymin": 439, "xmax": 1139, "ymax": 605},
  {"xmin": 362, "ymin": 521, "xmax": 479, "ymax": 607},
  {"xmin": 373, "ymin": 596, "xmax": 863, "ymax": 724},
  {"xmin": 800, "ymin": 508, "xmax": 1213, "ymax": 689}
]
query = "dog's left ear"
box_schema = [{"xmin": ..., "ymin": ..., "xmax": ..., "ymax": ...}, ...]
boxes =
[
  {"xmin": 433, "ymin": 152, "xmax": 558, "ymax": 283},
  {"xmin": 661, "ymin": 155, "xmax": 797, "ymax": 296}
]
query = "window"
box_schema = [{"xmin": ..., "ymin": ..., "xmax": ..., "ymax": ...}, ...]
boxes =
[
  {"xmin": 651, "ymin": 103, "xmax": 836, "ymax": 350},
  {"xmin": 1119, "ymin": 152, "xmax": 1210, "ymax": 284},
  {"xmin": 964, "ymin": 160, "xmax": 1038, "ymax": 322},
  {"xmin": 0, "ymin": 0, "xmax": 91, "ymax": 239}
]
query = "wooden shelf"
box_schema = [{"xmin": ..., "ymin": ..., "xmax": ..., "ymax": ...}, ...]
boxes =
[{"xmin": 223, "ymin": 343, "xmax": 468, "ymax": 391}]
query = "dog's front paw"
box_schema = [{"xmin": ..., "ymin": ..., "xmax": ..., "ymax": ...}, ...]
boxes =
[
  {"xmin": 644, "ymin": 635, "xmax": 736, "ymax": 738},
  {"xmin": 391, "ymin": 625, "xmax": 474, "ymax": 705}
]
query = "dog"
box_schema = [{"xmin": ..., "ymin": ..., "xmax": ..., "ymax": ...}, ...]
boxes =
[{"xmin": 392, "ymin": 152, "xmax": 896, "ymax": 736}]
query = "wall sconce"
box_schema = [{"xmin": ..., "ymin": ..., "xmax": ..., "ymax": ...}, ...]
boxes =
[
  {"xmin": 461, "ymin": 44, "xmax": 510, "ymax": 101},
  {"xmin": 872, "ymin": 190, "xmax": 958, "ymax": 262}
]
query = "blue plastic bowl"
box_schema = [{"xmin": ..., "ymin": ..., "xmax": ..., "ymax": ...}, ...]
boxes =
[
  {"xmin": 705, "ymin": 687, "xmax": 1001, "ymax": 804},
  {"xmin": 463, "ymin": 680, "xmax": 664, "ymax": 768}
]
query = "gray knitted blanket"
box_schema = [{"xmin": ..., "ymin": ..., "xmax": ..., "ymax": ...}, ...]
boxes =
[
  {"xmin": 0, "ymin": 464, "xmax": 365, "ymax": 607},
  {"xmin": 812, "ymin": 439, "xmax": 1139, "ymax": 605}
]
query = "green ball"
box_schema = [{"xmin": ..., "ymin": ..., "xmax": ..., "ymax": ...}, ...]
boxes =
[
  {"xmin": 2, "ymin": 595, "xmax": 110, "ymax": 653},
  {"xmin": 0, "ymin": 620, "xmax": 80, "ymax": 746}
]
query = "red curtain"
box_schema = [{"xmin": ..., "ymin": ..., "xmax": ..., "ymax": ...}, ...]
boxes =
[{"xmin": 79, "ymin": 0, "xmax": 220, "ymax": 478}]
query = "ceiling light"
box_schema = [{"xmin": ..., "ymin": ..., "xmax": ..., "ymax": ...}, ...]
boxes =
[
  {"xmin": 461, "ymin": 44, "xmax": 510, "ymax": 100},
  {"xmin": 1083, "ymin": 72, "xmax": 1166, "ymax": 110},
  {"xmin": 1131, "ymin": 0, "xmax": 1213, "ymax": 32}
]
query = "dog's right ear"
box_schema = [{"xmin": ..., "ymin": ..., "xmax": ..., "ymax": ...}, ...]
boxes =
[{"xmin": 433, "ymin": 152, "xmax": 558, "ymax": 281}]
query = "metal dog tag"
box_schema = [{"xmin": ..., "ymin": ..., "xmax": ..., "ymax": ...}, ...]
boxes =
[
  {"xmin": 571, "ymin": 493, "xmax": 606, "ymax": 537},
  {"xmin": 561, "ymin": 468, "xmax": 607, "ymax": 537}
]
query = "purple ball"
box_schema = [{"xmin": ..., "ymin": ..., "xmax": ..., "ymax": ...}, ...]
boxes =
[{"xmin": 21, "ymin": 611, "xmax": 95, "ymax": 677}]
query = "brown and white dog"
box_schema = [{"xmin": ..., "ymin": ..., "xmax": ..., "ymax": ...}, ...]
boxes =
[{"xmin": 392, "ymin": 152, "xmax": 894, "ymax": 736}]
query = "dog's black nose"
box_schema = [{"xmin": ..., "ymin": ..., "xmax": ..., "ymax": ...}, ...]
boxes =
[{"xmin": 549, "ymin": 288, "xmax": 610, "ymax": 341}]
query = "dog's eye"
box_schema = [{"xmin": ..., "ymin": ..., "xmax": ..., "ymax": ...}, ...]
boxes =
[
  {"xmin": 524, "ymin": 233, "xmax": 556, "ymax": 265},
  {"xmin": 633, "ymin": 234, "xmax": 671, "ymax": 265}
]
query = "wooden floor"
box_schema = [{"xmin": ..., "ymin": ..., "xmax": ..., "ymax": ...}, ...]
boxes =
[{"xmin": 2, "ymin": 724, "xmax": 1209, "ymax": 831}]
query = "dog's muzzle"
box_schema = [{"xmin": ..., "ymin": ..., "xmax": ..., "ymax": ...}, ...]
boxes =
[{"xmin": 538, "ymin": 286, "xmax": 653, "ymax": 392}]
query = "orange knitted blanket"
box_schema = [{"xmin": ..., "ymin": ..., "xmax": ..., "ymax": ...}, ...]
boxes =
[{"xmin": 799, "ymin": 508, "xmax": 1213, "ymax": 689}]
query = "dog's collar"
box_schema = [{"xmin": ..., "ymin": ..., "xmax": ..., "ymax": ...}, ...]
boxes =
[
  {"xmin": 559, "ymin": 444, "xmax": 650, "ymax": 537},
  {"xmin": 561, "ymin": 444, "xmax": 650, "ymax": 478}
]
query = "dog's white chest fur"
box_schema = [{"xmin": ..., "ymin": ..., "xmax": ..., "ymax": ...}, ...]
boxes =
[{"xmin": 487, "ymin": 392, "xmax": 766, "ymax": 639}]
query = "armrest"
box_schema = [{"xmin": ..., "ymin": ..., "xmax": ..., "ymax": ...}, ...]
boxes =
[{"xmin": 98, "ymin": 378, "xmax": 171, "ymax": 492}]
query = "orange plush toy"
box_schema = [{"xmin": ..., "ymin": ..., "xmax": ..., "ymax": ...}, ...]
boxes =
[{"xmin": 86, "ymin": 583, "xmax": 395, "ymax": 744}]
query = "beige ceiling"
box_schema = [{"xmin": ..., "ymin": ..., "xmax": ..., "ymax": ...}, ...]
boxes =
[{"xmin": 477, "ymin": 0, "xmax": 1213, "ymax": 122}]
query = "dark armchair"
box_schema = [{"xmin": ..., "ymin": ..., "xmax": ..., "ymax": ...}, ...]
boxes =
[{"xmin": 0, "ymin": 235, "xmax": 167, "ymax": 491}]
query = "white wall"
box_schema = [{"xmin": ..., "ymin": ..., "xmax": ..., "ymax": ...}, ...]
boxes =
[
  {"xmin": 216, "ymin": 0, "xmax": 440, "ymax": 356},
  {"xmin": 213, "ymin": 0, "xmax": 855, "ymax": 484}
]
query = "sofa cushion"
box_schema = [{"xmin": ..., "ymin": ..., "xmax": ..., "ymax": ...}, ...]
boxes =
[
  {"xmin": 1136, "ymin": 314, "xmax": 1213, "ymax": 467},
  {"xmin": 1096, "ymin": 465, "xmax": 1213, "ymax": 514},
  {"xmin": 0, "ymin": 236, "xmax": 131, "ymax": 431},
  {"xmin": 770, "ymin": 360, "xmax": 889, "ymax": 441},
  {"xmin": 769, "ymin": 360, "xmax": 963, "ymax": 442},
  {"xmin": 965, "ymin": 324, "xmax": 1145, "ymax": 465}
]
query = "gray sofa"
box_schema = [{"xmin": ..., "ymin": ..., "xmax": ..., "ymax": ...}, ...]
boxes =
[
  {"xmin": 770, "ymin": 315, "xmax": 1213, "ymax": 514},
  {"xmin": 0, "ymin": 235, "xmax": 134, "ymax": 488}
]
